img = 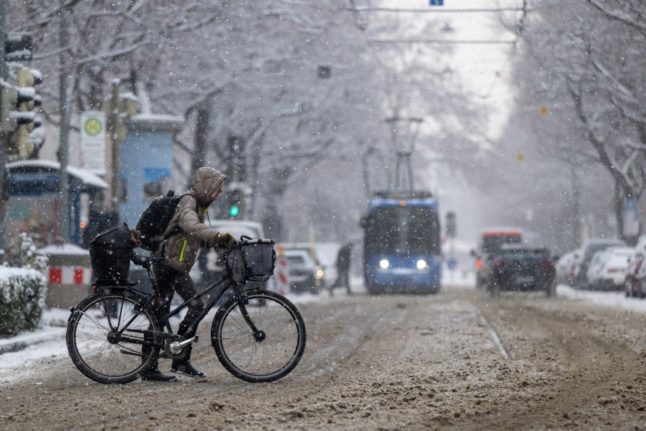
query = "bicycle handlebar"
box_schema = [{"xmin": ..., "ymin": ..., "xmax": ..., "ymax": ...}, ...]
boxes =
[{"xmin": 131, "ymin": 254, "xmax": 164, "ymax": 269}]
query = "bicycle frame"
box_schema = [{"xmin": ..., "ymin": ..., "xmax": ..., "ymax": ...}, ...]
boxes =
[{"xmin": 96, "ymin": 269, "xmax": 261, "ymax": 348}]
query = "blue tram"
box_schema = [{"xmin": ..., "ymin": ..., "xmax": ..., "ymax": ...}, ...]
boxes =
[{"xmin": 361, "ymin": 191, "xmax": 442, "ymax": 294}]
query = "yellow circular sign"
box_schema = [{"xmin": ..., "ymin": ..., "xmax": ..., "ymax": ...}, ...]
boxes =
[{"xmin": 84, "ymin": 118, "xmax": 103, "ymax": 137}]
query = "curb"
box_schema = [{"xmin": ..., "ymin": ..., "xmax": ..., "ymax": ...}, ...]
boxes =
[{"xmin": 0, "ymin": 326, "xmax": 66, "ymax": 355}]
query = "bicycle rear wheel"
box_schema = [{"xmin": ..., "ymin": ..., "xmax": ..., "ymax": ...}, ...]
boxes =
[
  {"xmin": 211, "ymin": 289, "xmax": 306, "ymax": 383},
  {"xmin": 66, "ymin": 291, "xmax": 159, "ymax": 384}
]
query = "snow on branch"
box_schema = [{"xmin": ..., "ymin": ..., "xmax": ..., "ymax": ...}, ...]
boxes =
[{"xmin": 587, "ymin": 0, "xmax": 646, "ymax": 35}]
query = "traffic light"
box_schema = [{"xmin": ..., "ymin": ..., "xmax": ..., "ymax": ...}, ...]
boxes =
[
  {"xmin": 227, "ymin": 189, "xmax": 244, "ymax": 219},
  {"xmin": 4, "ymin": 33, "xmax": 33, "ymax": 62},
  {"xmin": 445, "ymin": 211, "xmax": 457, "ymax": 239},
  {"xmin": 14, "ymin": 67, "xmax": 42, "ymax": 159},
  {"xmin": 229, "ymin": 201, "xmax": 241, "ymax": 218},
  {"xmin": 0, "ymin": 67, "xmax": 43, "ymax": 159}
]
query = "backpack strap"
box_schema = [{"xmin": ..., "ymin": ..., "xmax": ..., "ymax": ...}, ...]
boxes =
[{"xmin": 162, "ymin": 193, "xmax": 195, "ymax": 240}]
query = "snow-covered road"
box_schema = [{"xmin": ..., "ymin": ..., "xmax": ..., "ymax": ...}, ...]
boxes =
[{"xmin": 1, "ymin": 286, "xmax": 646, "ymax": 430}]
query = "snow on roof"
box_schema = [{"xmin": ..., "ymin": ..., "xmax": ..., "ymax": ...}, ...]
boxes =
[
  {"xmin": 480, "ymin": 226, "xmax": 523, "ymax": 236},
  {"xmin": 606, "ymin": 247, "xmax": 634, "ymax": 256},
  {"xmin": 6, "ymin": 160, "xmax": 108, "ymax": 189},
  {"xmin": 126, "ymin": 114, "xmax": 184, "ymax": 133},
  {"xmin": 583, "ymin": 238, "xmax": 624, "ymax": 245},
  {"xmin": 38, "ymin": 243, "xmax": 89, "ymax": 256},
  {"xmin": 130, "ymin": 113, "xmax": 183, "ymax": 123}
]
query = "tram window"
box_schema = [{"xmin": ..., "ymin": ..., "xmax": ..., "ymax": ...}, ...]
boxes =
[{"xmin": 365, "ymin": 207, "xmax": 440, "ymax": 255}]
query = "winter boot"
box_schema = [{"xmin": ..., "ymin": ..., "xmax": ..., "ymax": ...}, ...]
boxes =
[
  {"xmin": 141, "ymin": 344, "xmax": 176, "ymax": 382},
  {"xmin": 141, "ymin": 368, "xmax": 177, "ymax": 382},
  {"xmin": 171, "ymin": 346, "xmax": 206, "ymax": 377}
]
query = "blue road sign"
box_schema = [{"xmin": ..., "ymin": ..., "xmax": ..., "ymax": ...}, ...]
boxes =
[
  {"xmin": 447, "ymin": 258, "xmax": 458, "ymax": 271},
  {"xmin": 430, "ymin": 0, "xmax": 444, "ymax": 5}
]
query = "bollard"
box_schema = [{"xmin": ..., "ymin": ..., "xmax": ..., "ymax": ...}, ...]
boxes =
[{"xmin": 275, "ymin": 244, "xmax": 290, "ymax": 295}]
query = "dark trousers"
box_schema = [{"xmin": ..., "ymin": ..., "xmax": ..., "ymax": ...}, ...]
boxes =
[
  {"xmin": 333, "ymin": 268, "xmax": 351, "ymax": 294},
  {"xmin": 145, "ymin": 263, "xmax": 205, "ymax": 369},
  {"xmin": 152, "ymin": 263, "xmax": 204, "ymax": 338}
]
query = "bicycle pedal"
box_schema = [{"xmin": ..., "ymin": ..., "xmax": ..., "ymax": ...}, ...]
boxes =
[{"xmin": 193, "ymin": 336, "xmax": 199, "ymax": 343}]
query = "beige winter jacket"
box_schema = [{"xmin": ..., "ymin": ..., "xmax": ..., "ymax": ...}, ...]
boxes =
[{"xmin": 158, "ymin": 167, "xmax": 227, "ymax": 272}]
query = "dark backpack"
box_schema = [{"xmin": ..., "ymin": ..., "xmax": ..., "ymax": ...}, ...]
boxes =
[{"xmin": 136, "ymin": 190, "xmax": 187, "ymax": 251}]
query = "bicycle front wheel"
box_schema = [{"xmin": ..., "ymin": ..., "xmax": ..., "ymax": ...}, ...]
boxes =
[
  {"xmin": 211, "ymin": 289, "xmax": 306, "ymax": 383},
  {"xmin": 66, "ymin": 291, "xmax": 159, "ymax": 384}
]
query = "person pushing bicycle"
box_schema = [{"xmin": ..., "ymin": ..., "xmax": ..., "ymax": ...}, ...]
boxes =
[{"xmin": 143, "ymin": 166, "xmax": 236, "ymax": 381}]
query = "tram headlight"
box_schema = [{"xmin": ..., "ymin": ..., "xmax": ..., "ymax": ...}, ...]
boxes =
[
  {"xmin": 416, "ymin": 259, "xmax": 428, "ymax": 270},
  {"xmin": 379, "ymin": 259, "xmax": 390, "ymax": 270}
]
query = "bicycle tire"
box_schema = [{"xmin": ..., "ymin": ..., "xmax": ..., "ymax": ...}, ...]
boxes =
[
  {"xmin": 66, "ymin": 290, "xmax": 159, "ymax": 384},
  {"xmin": 211, "ymin": 289, "xmax": 306, "ymax": 383}
]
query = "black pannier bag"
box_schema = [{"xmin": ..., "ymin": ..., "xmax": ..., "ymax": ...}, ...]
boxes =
[
  {"xmin": 90, "ymin": 223, "xmax": 135, "ymax": 286},
  {"xmin": 227, "ymin": 239, "xmax": 276, "ymax": 284}
]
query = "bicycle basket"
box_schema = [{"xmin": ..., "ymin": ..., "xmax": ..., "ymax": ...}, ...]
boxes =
[
  {"xmin": 89, "ymin": 223, "xmax": 135, "ymax": 286},
  {"xmin": 227, "ymin": 239, "xmax": 276, "ymax": 283}
]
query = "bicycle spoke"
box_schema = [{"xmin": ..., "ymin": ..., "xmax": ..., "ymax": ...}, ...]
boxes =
[
  {"xmin": 79, "ymin": 310, "xmax": 110, "ymax": 332},
  {"xmin": 70, "ymin": 294, "xmax": 155, "ymax": 382}
]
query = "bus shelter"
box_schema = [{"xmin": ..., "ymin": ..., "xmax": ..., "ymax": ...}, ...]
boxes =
[{"xmin": 5, "ymin": 160, "xmax": 108, "ymax": 246}]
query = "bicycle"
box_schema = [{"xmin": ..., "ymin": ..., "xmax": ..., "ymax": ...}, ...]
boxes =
[{"xmin": 66, "ymin": 236, "xmax": 306, "ymax": 384}]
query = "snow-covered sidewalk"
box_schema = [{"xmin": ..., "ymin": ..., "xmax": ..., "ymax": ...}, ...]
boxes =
[
  {"xmin": 0, "ymin": 308, "xmax": 69, "ymax": 382},
  {"xmin": 557, "ymin": 284, "xmax": 646, "ymax": 313}
]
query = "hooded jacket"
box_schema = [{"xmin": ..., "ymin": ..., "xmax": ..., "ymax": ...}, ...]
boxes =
[{"xmin": 158, "ymin": 167, "xmax": 227, "ymax": 272}]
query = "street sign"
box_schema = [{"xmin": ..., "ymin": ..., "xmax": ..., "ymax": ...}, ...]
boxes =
[
  {"xmin": 447, "ymin": 258, "xmax": 458, "ymax": 271},
  {"xmin": 80, "ymin": 111, "xmax": 106, "ymax": 175},
  {"xmin": 430, "ymin": 0, "xmax": 444, "ymax": 5}
]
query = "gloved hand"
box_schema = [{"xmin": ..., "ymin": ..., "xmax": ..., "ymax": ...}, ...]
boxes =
[
  {"xmin": 214, "ymin": 232, "xmax": 236, "ymax": 250},
  {"xmin": 130, "ymin": 229, "xmax": 142, "ymax": 247}
]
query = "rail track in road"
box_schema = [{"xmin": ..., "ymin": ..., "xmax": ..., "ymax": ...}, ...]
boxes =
[{"xmin": 1, "ymin": 289, "xmax": 645, "ymax": 430}]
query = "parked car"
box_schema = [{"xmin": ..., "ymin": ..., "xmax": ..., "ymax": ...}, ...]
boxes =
[
  {"xmin": 586, "ymin": 246, "xmax": 634, "ymax": 290},
  {"xmin": 313, "ymin": 242, "xmax": 341, "ymax": 290},
  {"xmin": 284, "ymin": 248, "xmax": 324, "ymax": 294},
  {"xmin": 575, "ymin": 239, "xmax": 625, "ymax": 288},
  {"xmin": 556, "ymin": 250, "xmax": 577, "ymax": 285},
  {"xmin": 567, "ymin": 249, "xmax": 583, "ymax": 285},
  {"xmin": 625, "ymin": 251, "xmax": 646, "ymax": 298},
  {"xmin": 486, "ymin": 245, "xmax": 556, "ymax": 297}
]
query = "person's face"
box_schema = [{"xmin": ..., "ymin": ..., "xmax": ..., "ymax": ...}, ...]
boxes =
[{"xmin": 212, "ymin": 185, "xmax": 225, "ymax": 201}]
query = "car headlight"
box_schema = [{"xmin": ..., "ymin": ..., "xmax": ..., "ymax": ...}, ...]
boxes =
[
  {"xmin": 379, "ymin": 259, "xmax": 390, "ymax": 269},
  {"xmin": 416, "ymin": 259, "xmax": 428, "ymax": 270}
]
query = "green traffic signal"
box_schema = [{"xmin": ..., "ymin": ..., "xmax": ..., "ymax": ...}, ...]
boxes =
[{"xmin": 229, "ymin": 204, "xmax": 240, "ymax": 218}]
